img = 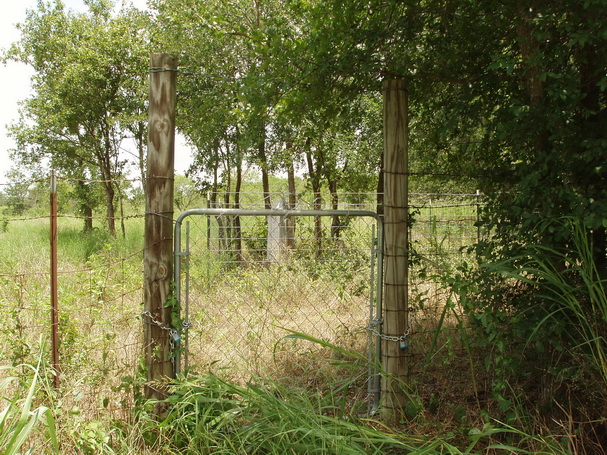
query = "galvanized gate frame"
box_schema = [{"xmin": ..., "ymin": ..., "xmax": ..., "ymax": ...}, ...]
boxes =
[{"xmin": 173, "ymin": 208, "xmax": 385, "ymax": 411}]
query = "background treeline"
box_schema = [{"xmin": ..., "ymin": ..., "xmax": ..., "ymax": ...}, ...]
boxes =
[{"xmin": 5, "ymin": 0, "xmax": 606, "ymax": 254}]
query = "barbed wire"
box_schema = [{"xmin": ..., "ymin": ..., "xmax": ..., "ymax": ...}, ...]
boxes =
[
  {"xmin": 0, "ymin": 177, "xmax": 49, "ymax": 188},
  {"xmin": 56, "ymin": 213, "xmax": 147, "ymax": 221},
  {"xmin": 0, "ymin": 212, "xmax": 189, "ymax": 224},
  {"xmin": 0, "ymin": 215, "xmax": 50, "ymax": 223},
  {"xmin": 0, "ymin": 242, "xmax": 164, "ymax": 279},
  {"xmin": 0, "ymin": 213, "xmax": 148, "ymax": 223},
  {"xmin": 57, "ymin": 176, "xmax": 145, "ymax": 184}
]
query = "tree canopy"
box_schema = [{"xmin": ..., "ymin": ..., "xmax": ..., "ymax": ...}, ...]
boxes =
[
  {"xmin": 5, "ymin": 0, "xmax": 151, "ymax": 234},
  {"xmin": 6, "ymin": 0, "xmax": 606, "ymax": 251}
]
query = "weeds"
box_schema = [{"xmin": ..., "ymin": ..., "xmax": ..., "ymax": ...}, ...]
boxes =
[
  {"xmin": 486, "ymin": 219, "xmax": 607, "ymax": 388},
  {"xmin": 0, "ymin": 206, "xmax": 589, "ymax": 453},
  {"xmin": 453, "ymin": 218, "xmax": 607, "ymax": 452},
  {"xmin": 0, "ymin": 352, "xmax": 59, "ymax": 455},
  {"xmin": 137, "ymin": 333, "xmax": 569, "ymax": 455}
]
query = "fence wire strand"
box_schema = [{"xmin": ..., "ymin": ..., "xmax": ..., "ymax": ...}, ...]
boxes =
[{"xmin": 1, "ymin": 173, "xmax": 482, "ymax": 418}]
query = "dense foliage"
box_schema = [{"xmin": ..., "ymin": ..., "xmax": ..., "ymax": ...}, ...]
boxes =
[
  {"xmin": 4, "ymin": 0, "xmax": 150, "ymax": 235},
  {"xmin": 6, "ymin": 1, "xmax": 606, "ymax": 239}
]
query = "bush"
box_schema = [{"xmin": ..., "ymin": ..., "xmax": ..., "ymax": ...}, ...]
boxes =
[{"xmin": 457, "ymin": 218, "xmax": 607, "ymax": 443}]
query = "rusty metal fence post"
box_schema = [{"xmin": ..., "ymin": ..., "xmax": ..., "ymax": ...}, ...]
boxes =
[{"xmin": 50, "ymin": 170, "xmax": 60, "ymax": 389}]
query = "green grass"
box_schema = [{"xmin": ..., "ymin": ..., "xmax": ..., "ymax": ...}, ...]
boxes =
[
  {"xmin": 136, "ymin": 333, "xmax": 570, "ymax": 455},
  {"xmin": 0, "ymin": 202, "xmax": 581, "ymax": 454},
  {"xmin": 148, "ymin": 375, "xmax": 422, "ymax": 455},
  {"xmin": 0, "ymin": 351, "xmax": 59, "ymax": 455}
]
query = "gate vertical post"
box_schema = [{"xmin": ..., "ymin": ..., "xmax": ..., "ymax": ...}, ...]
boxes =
[
  {"xmin": 381, "ymin": 79, "xmax": 409, "ymax": 417},
  {"xmin": 144, "ymin": 53, "xmax": 177, "ymax": 401}
]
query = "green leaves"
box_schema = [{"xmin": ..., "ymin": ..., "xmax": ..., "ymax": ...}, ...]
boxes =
[
  {"xmin": 6, "ymin": 0, "xmax": 151, "ymax": 234},
  {"xmin": 0, "ymin": 357, "xmax": 59, "ymax": 455}
]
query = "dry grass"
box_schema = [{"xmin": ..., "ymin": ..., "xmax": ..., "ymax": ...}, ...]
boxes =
[
  {"xmin": 186, "ymin": 261, "xmax": 371, "ymax": 384},
  {"xmin": 1, "ymin": 212, "xmax": 577, "ymax": 453},
  {"xmin": 0, "ymin": 230, "xmax": 144, "ymax": 426}
]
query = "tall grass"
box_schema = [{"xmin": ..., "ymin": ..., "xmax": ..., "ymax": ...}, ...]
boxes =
[
  {"xmin": 0, "ymin": 352, "xmax": 59, "ymax": 455},
  {"xmin": 146, "ymin": 373, "xmax": 419, "ymax": 454},
  {"xmin": 486, "ymin": 219, "xmax": 607, "ymax": 388},
  {"xmin": 0, "ymin": 204, "xmax": 581, "ymax": 453},
  {"xmin": 136, "ymin": 332, "xmax": 569, "ymax": 455},
  {"xmin": 476, "ymin": 218, "xmax": 607, "ymax": 453}
]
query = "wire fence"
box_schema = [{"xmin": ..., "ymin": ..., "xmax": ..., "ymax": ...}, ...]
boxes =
[
  {"xmin": 175, "ymin": 206, "xmax": 382, "ymax": 411},
  {"xmin": 0, "ymin": 175, "xmax": 483, "ymax": 419},
  {"xmin": 176, "ymin": 191, "xmax": 483, "ymax": 411},
  {"xmin": 0, "ymin": 175, "xmax": 148, "ymax": 420},
  {"xmin": 0, "ymin": 251, "xmax": 144, "ymax": 420}
]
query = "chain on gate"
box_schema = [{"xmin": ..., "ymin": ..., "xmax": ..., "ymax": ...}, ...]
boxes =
[{"xmin": 141, "ymin": 311, "xmax": 192, "ymax": 366}]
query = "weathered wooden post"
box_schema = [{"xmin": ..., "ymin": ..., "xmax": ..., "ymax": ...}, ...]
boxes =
[
  {"xmin": 144, "ymin": 53, "xmax": 177, "ymax": 400},
  {"xmin": 382, "ymin": 79, "xmax": 409, "ymax": 416},
  {"xmin": 267, "ymin": 199, "xmax": 288, "ymax": 262}
]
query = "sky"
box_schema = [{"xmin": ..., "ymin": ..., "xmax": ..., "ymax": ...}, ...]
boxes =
[{"xmin": 0, "ymin": 0, "xmax": 192, "ymax": 186}]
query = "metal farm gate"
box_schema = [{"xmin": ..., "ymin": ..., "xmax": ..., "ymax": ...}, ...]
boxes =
[{"xmin": 173, "ymin": 207, "xmax": 384, "ymax": 411}]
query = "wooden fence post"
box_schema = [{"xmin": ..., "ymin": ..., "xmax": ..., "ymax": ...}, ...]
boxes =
[
  {"xmin": 144, "ymin": 53, "xmax": 177, "ymax": 401},
  {"xmin": 382, "ymin": 79, "xmax": 409, "ymax": 417},
  {"xmin": 267, "ymin": 199, "xmax": 288, "ymax": 262}
]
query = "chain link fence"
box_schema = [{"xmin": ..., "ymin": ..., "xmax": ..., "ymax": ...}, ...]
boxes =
[
  {"xmin": 174, "ymin": 200, "xmax": 383, "ymax": 410},
  {"xmin": 0, "ymin": 187, "xmax": 482, "ymax": 420},
  {"xmin": 173, "ymin": 192, "xmax": 482, "ymax": 409}
]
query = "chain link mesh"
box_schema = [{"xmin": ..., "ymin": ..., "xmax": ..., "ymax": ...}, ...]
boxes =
[{"xmin": 178, "ymin": 201, "xmax": 381, "ymax": 396}]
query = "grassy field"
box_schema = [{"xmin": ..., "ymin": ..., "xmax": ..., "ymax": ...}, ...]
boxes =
[{"xmin": 0, "ymin": 200, "xmax": 575, "ymax": 454}]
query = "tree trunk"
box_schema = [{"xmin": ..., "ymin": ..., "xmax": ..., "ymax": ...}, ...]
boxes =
[
  {"xmin": 99, "ymin": 121, "xmax": 117, "ymax": 237},
  {"xmin": 286, "ymin": 143, "xmax": 297, "ymax": 249},
  {"xmin": 83, "ymin": 205, "xmax": 93, "ymax": 232},
  {"xmin": 77, "ymin": 180, "xmax": 94, "ymax": 232},
  {"xmin": 95, "ymin": 145, "xmax": 117, "ymax": 237},
  {"xmin": 210, "ymin": 145, "xmax": 227, "ymax": 251},
  {"xmin": 222, "ymin": 142, "xmax": 232, "ymax": 250},
  {"xmin": 234, "ymin": 148, "xmax": 243, "ymax": 261},
  {"xmin": 212, "ymin": 152, "xmax": 219, "ymax": 206},
  {"xmin": 104, "ymin": 180, "xmax": 116, "ymax": 237},
  {"xmin": 258, "ymin": 124, "xmax": 271, "ymax": 210},
  {"xmin": 516, "ymin": 14, "xmax": 544, "ymax": 107},
  {"xmin": 305, "ymin": 138, "xmax": 323, "ymax": 254},
  {"xmin": 134, "ymin": 121, "xmax": 147, "ymax": 194},
  {"xmin": 119, "ymin": 184, "xmax": 126, "ymax": 239},
  {"xmin": 328, "ymin": 177, "xmax": 340, "ymax": 239}
]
